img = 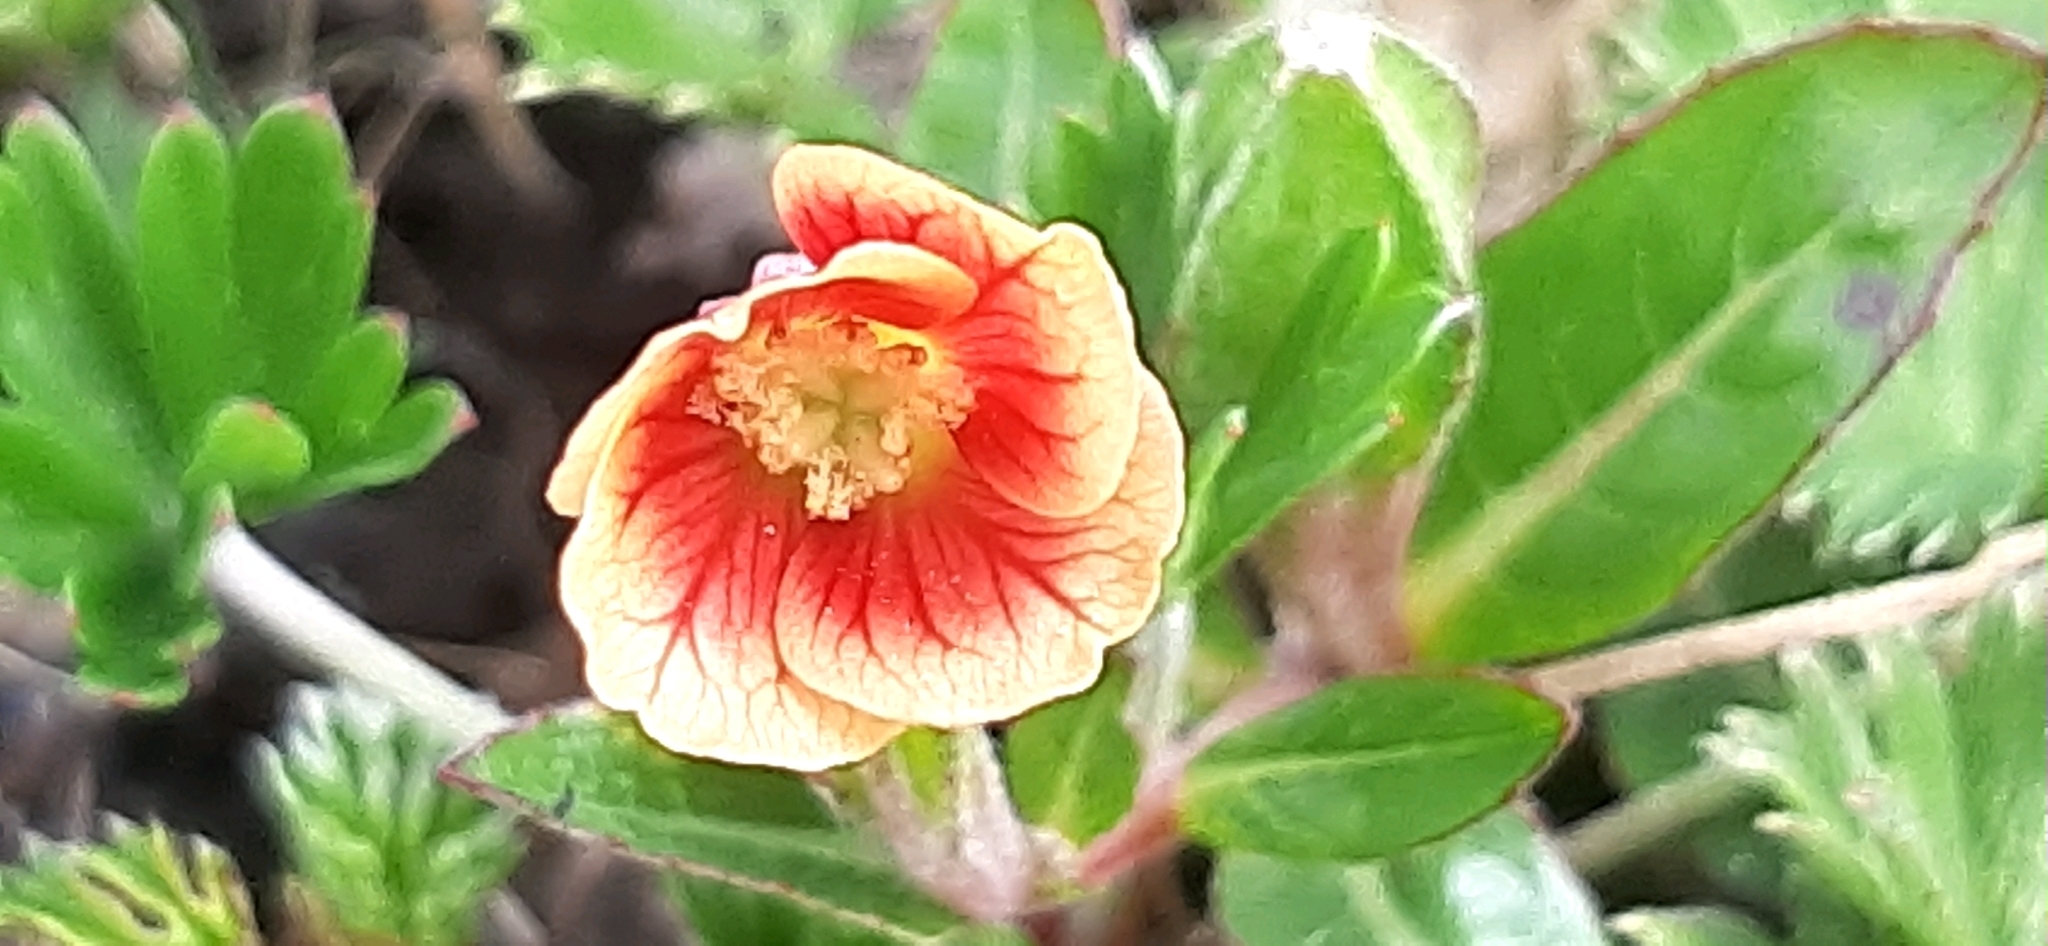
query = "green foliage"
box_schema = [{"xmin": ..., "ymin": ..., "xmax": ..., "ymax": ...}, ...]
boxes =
[
  {"xmin": 1216, "ymin": 809, "xmax": 1605, "ymax": 946},
  {"xmin": 1601, "ymin": 0, "xmax": 2048, "ymax": 566},
  {"xmin": 1133, "ymin": 19, "xmax": 1479, "ymax": 584},
  {"xmin": 1003, "ymin": 660, "xmax": 1139, "ymax": 846},
  {"xmin": 1611, "ymin": 907, "xmax": 1782, "ymax": 946},
  {"xmin": 0, "ymin": 0, "xmax": 141, "ymax": 64},
  {"xmin": 448, "ymin": 704, "xmax": 1022, "ymax": 944},
  {"xmin": 1028, "ymin": 50, "xmax": 1179, "ymax": 329},
  {"xmin": 0, "ymin": 98, "xmax": 462, "ymax": 703},
  {"xmin": 496, "ymin": 0, "xmax": 895, "ymax": 140},
  {"xmin": 1179, "ymin": 675, "xmax": 1566, "ymax": 859},
  {"xmin": 0, "ymin": 818, "xmax": 258, "ymax": 946},
  {"xmin": 255, "ymin": 685, "xmax": 523, "ymax": 946},
  {"xmin": 894, "ymin": 0, "xmax": 1113, "ymax": 211},
  {"xmin": 1701, "ymin": 584, "xmax": 2047, "ymax": 946},
  {"xmin": 1404, "ymin": 25, "xmax": 2046, "ymax": 664}
]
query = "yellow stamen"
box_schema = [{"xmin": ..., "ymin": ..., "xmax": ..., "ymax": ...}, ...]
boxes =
[{"xmin": 689, "ymin": 316, "xmax": 973, "ymax": 519}]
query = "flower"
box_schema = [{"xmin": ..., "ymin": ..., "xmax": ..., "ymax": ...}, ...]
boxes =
[{"xmin": 545, "ymin": 145, "xmax": 1185, "ymax": 771}]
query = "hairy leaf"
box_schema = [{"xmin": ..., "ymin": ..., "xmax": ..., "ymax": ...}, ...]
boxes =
[{"xmin": 256, "ymin": 685, "xmax": 522, "ymax": 946}]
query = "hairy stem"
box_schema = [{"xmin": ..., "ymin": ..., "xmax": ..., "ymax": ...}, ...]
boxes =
[
  {"xmin": 1560, "ymin": 763, "xmax": 1755, "ymax": 876},
  {"xmin": 1526, "ymin": 522, "xmax": 2046, "ymax": 701},
  {"xmin": 202, "ymin": 524, "xmax": 511, "ymax": 744}
]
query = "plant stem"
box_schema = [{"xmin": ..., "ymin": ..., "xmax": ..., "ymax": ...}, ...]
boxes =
[
  {"xmin": 202, "ymin": 524, "xmax": 511, "ymax": 744},
  {"xmin": 1559, "ymin": 763, "xmax": 1755, "ymax": 876},
  {"xmin": 1525, "ymin": 521, "xmax": 2046, "ymax": 701}
]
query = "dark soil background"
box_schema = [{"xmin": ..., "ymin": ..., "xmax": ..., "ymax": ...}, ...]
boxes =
[{"xmin": 0, "ymin": 1, "xmax": 1672, "ymax": 943}]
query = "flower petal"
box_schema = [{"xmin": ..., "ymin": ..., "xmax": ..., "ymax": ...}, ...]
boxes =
[
  {"xmin": 545, "ymin": 308, "xmax": 749, "ymax": 517},
  {"xmin": 772, "ymin": 144, "xmax": 1042, "ymax": 287},
  {"xmin": 773, "ymin": 146, "xmax": 1145, "ymax": 516},
  {"xmin": 772, "ymin": 373, "xmax": 1185, "ymax": 727},
  {"xmin": 936, "ymin": 223, "xmax": 1143, "ymax": 517},
  {"xmin": 560, "ymin": 374, "xmax": 905, "ymax": 770},
  {"xmin": 750, "ymin": 241, "xmax": 977, "ymax": 331}
]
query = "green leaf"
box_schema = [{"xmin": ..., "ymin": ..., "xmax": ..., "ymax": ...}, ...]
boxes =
[
  {"xmin": 497, "ymin": 0, "xmax": 884, "ymax": 140},
  {"xmin": 1027, "ymin": 49, "xmax": 1177, "ymax": 329},
  {"xmin": 448, "ymin": 704, "xmax": 983, "ymax": 944},
  {"xmin": 293, "ymin": 314, "xmax": 411, "ymax": 445},
  {"xmin": 256, "ymin": 685, "xmax": 521, "ymax": 946},
  {"xmin": 1792, "ymin": 153, "xmax": 2047, "ymax": 562},
  {"xmin": 1215, "ymin": 809, "xmax": 1604, "ymax": 946},
  {"xmin": 66, "ymin": 514, "xmax": 221, "ymax": 705},
  {"xmin": 0, "ymin": 817, "xmax": 258, "ymax": 946},
  {"xmin": 135, "ymin": 107, "xmax": 238, "ymax": 445},
  {"xmin": 1597, "ymin": 0, "xmax": 2048, "ymax": 564},
  {"xmin": 302, "ymin": 379, "xmax": 464, "ymax": 499},
  {"xmin": 1405, "ymin": 26, "xmax": 2047, "ymax": 664},
  {"xmin": 1598, "ymin": 0, "xmax": 2046, "ymax": 126},
  {"xmin": 1148, "ymin": 16, "xmax": 1479, "ymax": 580},
  {"xmin": 1159, "ymin": 404, "xmax": 1246, "ymax": 590},
  {"xmin": 1179, "ymin": 675, "xmax": 1566, "ymax": 859},
  {"xmin": 2, "ymin": 104, "xmax": 161, "ymax": 455},
  {"xmin": 895, "ymin": 0, "xmax": 1113, "ymax": 212},
  {"xmin": 27, "ymin": 0, "xmax": 143, "ymax": 50},
  {"xmin": 1700, "ymin": 582, "xmax": 2046, "ymax": 946},
  {"xmin": 180, "ymin": 399, "xmax": 312, "ymax": 496},
  {"xmin": 1179, "ymin": 230, "xmax": 1474, "ymax": 584},
  {"xmin": 230, "ymin": 97, "xmax": 371, "ymax": 413},
  {"xmin": 1160, "ymin": 17, "xmax": 1476, "ymax": 426},
  {"xmin": 1004, "ymin": 660, "xmax": 1138, "ymax": 845},
  {"xmin": 0, "ymin": 405, "xmax": 153, "ymax": 529},
  {"xmin": 1610, "ymin": 907, "xmax": 1781, "ymax": 946}
]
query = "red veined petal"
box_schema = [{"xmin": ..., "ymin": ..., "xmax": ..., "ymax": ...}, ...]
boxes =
[
  {"xmin": 772, "ymin": 146, "xmax": 1144, "ymax": 516},
  {"xmin": 558, "ymin": 357, "xmax": 905, "ymax": 770},
  {"xmin": 772, "ymin": 373, "xmax": 1185, "ymax": 727},
  {"xmin": 936, "ymin": 223, "xmax": 1143, "ymax": 518},
  {"xmin": 748, "ymin": 241, "xmax": 977, "ymax": 332},
  {"xmin": 546, "ymin": 307, "xmax": 749, "ymax": 517},
  {"xmin": 771, "ymin": 144, "xmax": 1042, "ymax": 288}
]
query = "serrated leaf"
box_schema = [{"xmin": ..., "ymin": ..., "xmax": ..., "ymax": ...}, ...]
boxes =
[
  {"xmin": 497, "ymin": 0, "xmax": 883, "ymax": 139},
  {"xmin": 0, "ymin": 818, "xmax": 259, "ymax": 946},
  {"xmin": 1179, "ymin": 675, "xmax": 1565, "ymax": 859},
  {"xmin": 896, "ymin": 0, "xmax": 1113, "ymax": 212},
  {"xmin": 1701, "ymin": 581, "xmax": 2046, "ymax": 946},
  {"xmin": 256, "ymin": 685, "xmax": 522, "ymax": 946},
  {"xmin": 135, "ymin": 108, "xmax": 239, "ymax": 444},
  {"xmin": 180, "ymin": 398, "xmax": 312, "ymax": 496},
  {"xmin": 1794, "ymin": 153, "xmax": 2047, "ymax": 562},
  {"xmin": 1405, "ymin": 25, "xmax": 2047, "ymax": 664},
  {"xmin": 1216, "ymin": 809, "xmax": 1604, "ymax": 946},
  {"xmin": 231, "ymin": 97, "xmax": 371, "ymax": 411},
  {"xmin": 1004, "ymin": 660, "xmax": 1138, "ymax": 845},
  {"xmin": 1610, "ymin": 907, "xmax": 1782, "ymax": 946}
]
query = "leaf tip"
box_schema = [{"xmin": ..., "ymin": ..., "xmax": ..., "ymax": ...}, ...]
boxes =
[
  {"xmin": 449, "ymin": 392, "xmax": 479, "ymax": 437},
  {"xmin": 372, "ymin": 308, "xmax": 411, "ymax": 346}
]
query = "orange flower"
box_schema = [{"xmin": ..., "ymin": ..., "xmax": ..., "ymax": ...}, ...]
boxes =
[{"xmin": 546, "ymin": 145, "xmax": 1186, "ymax": 771}]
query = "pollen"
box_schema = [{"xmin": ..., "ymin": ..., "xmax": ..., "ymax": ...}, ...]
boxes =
[{"xmin": 689, "ymin": 316, "xmax": 973, "ymax": 520}]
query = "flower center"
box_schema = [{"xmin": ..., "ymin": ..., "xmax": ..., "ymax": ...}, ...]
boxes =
[{"xmin": 689, "ymin": 316, "xmax": 973, "ymax": 520}]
